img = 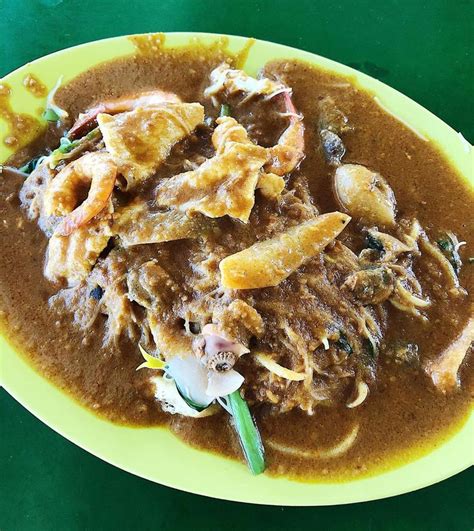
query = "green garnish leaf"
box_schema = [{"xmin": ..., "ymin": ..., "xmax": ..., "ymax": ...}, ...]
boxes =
[
  {"xmin": 43, "ymin": 107, "xmax": 61, "ymax": 122},
  {"xmin": 57, "ymin": 137, "xmax": 80, "ymax": 154},
  {"xmin": 437, "ymin": 238, "xmax": 450, "ymax": 252},
  {"xmin": 437, "ymin": 232, "xmax": 463, "ymax": 275},
  {"xmin": 227, "ymin": 390, "xmax": 266, "ymax": 475},
  {"xmin": 220, "ymin": 103, "xmax": 231, "ymax": 117},
  {"xmin": 336, "ymin": 331, "xmax": 353, "ymax": 355},
  {"xmin": 19, "ymin": 156, "xmax": 46, "ymax": 174}
]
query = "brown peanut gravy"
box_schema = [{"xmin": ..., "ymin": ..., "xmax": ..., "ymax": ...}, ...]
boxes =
[{"xmin": 0, "ymin": 43, "xmax": 472, "ymax": 481}]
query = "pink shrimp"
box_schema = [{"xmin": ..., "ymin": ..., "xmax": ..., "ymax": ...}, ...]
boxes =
[
  {"xmin": 265, "ymin": 91, "xmax": 305, "ymax": 176},
  {"xmin": 67, "ymin": 89, "xmax": 181, "ymax": 139},
  {"xmin": 44, "ymin": 152, "xmax": 117, "ymax": 236},
  {"xmin": 205, "ymin": 65, "xmax": 305, "ymax": 176}
]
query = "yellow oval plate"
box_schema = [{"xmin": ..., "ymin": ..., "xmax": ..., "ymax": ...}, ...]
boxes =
[{"xmin": 1, "ymin": 33, "xmax": 473, "ymax": 506}]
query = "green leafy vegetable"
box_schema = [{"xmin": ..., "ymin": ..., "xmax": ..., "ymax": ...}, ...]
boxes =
[
  {"xmin": 227, "ymin": 390, "xmax": 265, "ymax": 475},
  {"xmin": 437, "ymin": 232, "xmax": 463, "ymax": 275},
  {"xmin": 57, "ymin": 137, "xmax": 80, "ymax": 154},
  {"xmin": 220, "ymin": 103, "xmax": 231, "ymax": 117},
  {"xmin": 47, "ymin": 128, "xmax": 100, "ymax": 169},
  {"xmin": 43, "ymin": 107, "xmax": 61, "ymax": 122},
  {"xmin": 19, "ymin": 156, "xmax": 46, "ymax": 174}
]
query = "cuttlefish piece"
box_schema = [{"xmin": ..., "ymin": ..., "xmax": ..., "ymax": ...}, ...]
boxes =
[
  {"xmin": 424, "ymin": 315, "xmax": 474, "ymax": 393},
  {"xmin": 334, "ymin": 164, "xmax": 397, "ymax": 227}
]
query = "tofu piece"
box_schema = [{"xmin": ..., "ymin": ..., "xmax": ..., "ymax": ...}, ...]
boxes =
[
  {"xmin": 219, "ymin": 212, "xmax": 351, "ymax": 289},
  {"xmin": 98, "ymin": 103, "xmax": 204, "ymax": 189},
  {"xmin": 45, "ymin": 209, "xmax": 113, "ymax": 286},
  {"xmin": 113, "ymin": 201, "xmax": 211, "ymax": 246}
]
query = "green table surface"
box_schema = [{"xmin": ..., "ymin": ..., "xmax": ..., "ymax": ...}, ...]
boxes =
[{"xmin": 0, "ymin": 0, "xmax": 473, "ymax": 529}]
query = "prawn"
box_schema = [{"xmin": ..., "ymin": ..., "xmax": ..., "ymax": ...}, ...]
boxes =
[
  {"xmin": 265, "ymin": 91, "xmax": 305, "ymax": 176},
  {"xmin": 205, "ymin": 64, "xmax": 305, "ymax": 176},
  {"xmin": 68, "ymin": 89, "xmax": 181, "ymax": 139},
  {"xmin": 44, "ymin": 152, "xmax": 117, "ymax": 236}
]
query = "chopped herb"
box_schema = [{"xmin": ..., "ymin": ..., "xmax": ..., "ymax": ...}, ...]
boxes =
[
  {"xmin": 89, "ymin": 286, "xmax": 103, "ymax": 300},
  {"xmin": 336, "ymin": 331, "xmax": 353, "ymax": 355},
  {"xmin": 19, "ymin": 156, "xmax": 46, "ymax": 174},
  {"xmin": 57, "ymin": 137, "xmax": 80, "ymax": 154},
  {"xmin": 437, "ymin": 238, "xmax": 450, "ymax": 252},
  {"xmin": 227, "ymin": 390, "xmax": 266, "ymax": 475},
  {"xmin": 220, "ymin": 103, "xmax": 231, "ymax": 117},
  {"xmin": 43, "ymin": 107, "xmax": 61, "ymax": 122},
  {"xmin": 366, "ymin": 233, "xmax": 385, "ymax": 253},
  {"xmin": 437, "ymin": 232, "xmax": 463, "ymax": 275}
]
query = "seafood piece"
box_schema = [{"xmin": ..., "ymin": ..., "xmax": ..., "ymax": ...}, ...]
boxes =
[
  {"xmin": 264, "ymin": 91, "xmax": 305, "ymax": 176},
  {"xmin": 318, "ymin": 96, "xmax": 350, "ymax": 165},
  {"xmin": 360, "ymin": 228, "xmax": 418, "ymax": 264},
  {"xmin": 318, "ymin": 95, "xmax": 351, "ymax": 134},
  {"xmin": 156, "ymin": 117, "xmax": 268, "ymax": 222},
  {"xmin": 147, "ymin": 317, "xmax": 247, "ymax": 411},
  {"xmin": 44, "ymin": 202, "xmax": 113, "ymax": 285},
  {"xmin": 205, "ymin": 65, "xmax": 305, "ymax": 176},
  {"xmin": 68, "ymin": 89, "xmax": 181, "ymax": 139},
  {"xmin": 342, "ymin": 266, "xmax": 395, "ymax": 305},
  {"xmin": 220, "ymin": 212, "xmax": 351, "ymax": 289},
  {"xmin": 113, "ymin": 201, "xmax": 211, "ymax": 246},
  {"xmin": 334, "ymin": 164, "xmax": 397, "ymax": 226},
  {"xmin": 98, "ymin": 103, "xmax": 204, "ymax": 189},
  {"xmin": 424, "ymin": 315, "xmax": 474, "ymax": 393},
  {"xmin": 204, "ymin": 63, "xmax": 287, "ymax": 102},
  {"xmin": 43, "ymin": 152, "xmax": 117, "ymax": 236},
  {"xmin": 320, "ymin": 128, "xmax": 346, "ymax": 165},
  {"xmin": 199, "ymin": 323, "xmax": 250, "ymax": 372}
]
